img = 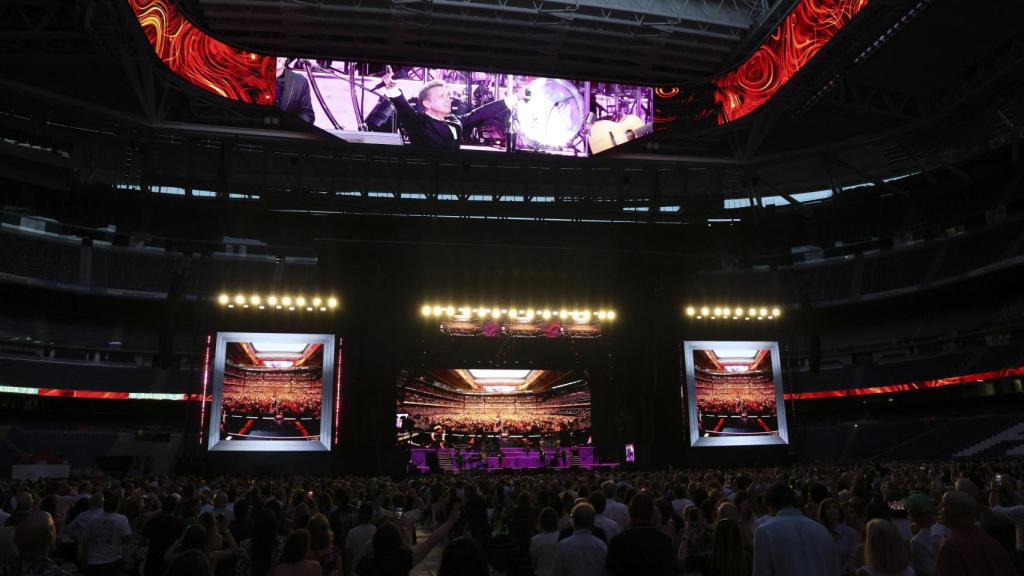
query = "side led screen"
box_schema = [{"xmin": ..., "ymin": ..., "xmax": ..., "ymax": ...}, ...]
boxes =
[
  {"xmin": 683, "ymin": 341, "xmax": 788, "ymax": 447},
  {"xmin": 207, "ymin": 332, "xmax": 336, "ymax": 452},
  {"xmin": 396, "ymin": 368, "xmax": 591, "ymax": 448}
]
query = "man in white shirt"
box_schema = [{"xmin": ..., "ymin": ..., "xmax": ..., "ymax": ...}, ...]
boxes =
[
  {"xmin": 671, "ymin": 484, "xmax": 695, "ymax": 518},
  {"xmin": 80, "ymin": 492, "xmax": 132, "ymax": 576},
  {"xmin": 589, "ymin": 492, "xmax": 620, "ymax": 542},
  {"xmin": 753, "ymin": 482, "xmax": 839, "ymax": 576},
  {"xmin": 343, "ymin": 503, "xmax": 376, "ymax": 576},
  {"xmin": 530, "ymin": 508, "xmax": 561, "ymax": 576},
  {"xmin": 990, "ymin": 480, "xmax": 1024, "ymax": 552},
  {"xmin": 907, "ymin": 494, "xmax": 937, "ymax": 576},
  {"xmin": 600, "ymin": 481, "xmax": 630, "ymax": 533},
  {"xmin": 551, "ymin": 503, "xmax": 607, "ymax": 576}
]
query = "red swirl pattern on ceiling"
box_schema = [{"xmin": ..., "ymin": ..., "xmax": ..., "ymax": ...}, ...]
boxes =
[
  {"xmin": 712, "ymin": 0, "xmax": 869, "ymax": 124},
  {"xmin": 128, "ymin": 0, "xmax": 273, "ymax": 105}
]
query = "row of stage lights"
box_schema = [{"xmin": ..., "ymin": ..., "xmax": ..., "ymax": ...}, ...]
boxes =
[
  {"xmin": 217, "ymin": 293, "xmax": 339, "ymax": 312},
  {"xmin": 421, "ymin": 305, "xmax": 616, "ymax": 322},
  {"xmin": 686, "ymin": 305, "xmax": 781, "ymax": 320}
]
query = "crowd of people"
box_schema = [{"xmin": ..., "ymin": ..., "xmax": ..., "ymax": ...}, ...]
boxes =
[
  {"xmin": 1, "ymin": 460, "xmax": 1023, "ymax": 576},
  {"xmin": 695, "ymin": 379, "xmax": 777, "ymax": 417},
  {"xmin": 221, "ymin": 372, "xmax": 322, "ymax": 420}
]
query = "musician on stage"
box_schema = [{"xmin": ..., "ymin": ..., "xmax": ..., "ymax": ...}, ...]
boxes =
[
  {"xmin": 381, "ymin": 70, "xmax": 522, "ymax": 150},
  {"xmin": 274, "ymin": 57, "xmax": 315, "ymax": 124}
]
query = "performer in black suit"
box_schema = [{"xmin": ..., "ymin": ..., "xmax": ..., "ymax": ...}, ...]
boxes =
[
  {"xmin": 274, "ymin": 57, "xmax": 315, "ymax": 124},
  {"xmin": 382, "ymin": 72, "xmax": 520, "ymax": 151}
]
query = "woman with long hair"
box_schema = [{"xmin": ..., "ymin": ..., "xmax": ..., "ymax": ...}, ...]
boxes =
[
  {"xmin": 818, "ymin": 497, "xmax": 859, "ymax": 575},
  {"xmin": 703, "ymin": 519, "xmax": 751, "ymax": 576},
  {"xmin": 306, "ymin": 514, "xmax": 340, "ymax": 576},
  {"xmin": 273, "ymin": 529, "xmax": 322, "ymax": 576},
  {"xmin": 236, "ymin": 508, "xmax": 284, "ymax": 576},
  {"xmin": 857, "ymin": 519, "xmax": 912, "ymax": 576}
]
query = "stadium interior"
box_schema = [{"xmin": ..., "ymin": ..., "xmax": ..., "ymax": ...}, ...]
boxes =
[{"xmin": 1, "ymin": 0, "xmax": 1024, "ymax": 574}]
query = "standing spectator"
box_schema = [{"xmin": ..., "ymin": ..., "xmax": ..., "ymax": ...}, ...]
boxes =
[
  {"xmin": 704, "ymin": 519, "xmax": 751, "ymax": 576},
  {"xmin": 671, "ymin": 484, "xmax": 695, "ymax": 518},
  {"xmin": 306, "ymin": 514, "xmax": 340, "ymax": 576},
  {"xmin": 168, "ymin": 549, "xmax": 212, "ymax": 576},
  {"xmin": 606, "ymin": 493, "xmax": 674, "ymax": 576},
  {"xmin": 80, "ymin": 491, "xmax": 132, "ymax": 576},
  {"xmin": 935, "ymin": 490, "xmax": 1016, "ymax": 576},
  {"xmin": 236, "ymin": 509, "xmax": 284, "ymax": 576},
  {"xmin": 550, "ymin": 503, "xmax": 606, "ymax": 576},
  {"xmin": 273, "ymin": 529, "xmax": 322, "ymax": 576},
  {"xmin": 819, "ymin": 497, "xmax": 859, "ymax": 575},
  {"xmin": 343, "ymin": 504, "xmax": 376, "ymax": 576},
  {"xmin": 143, "ymin": 496, "xmax": 184, "ymax": 576},
  {"xmin": 230, "ymin": 500, "xmax": 254, "ymax": 546},
  {"xmin": 529, "ymin": 508, "xmax": 560, "ymax": 576},
  {"xmin": 989, "ymin": 475, "xmax": 1024, "ymax": 554},
  {"xmin": 600, "ymin": 483, "xmax": 629, "ymax": 533},
  {"xmin": 0, "ymin": 511, "xmax": 70, "ymax": 576},
  {"xmin": 588, "ymin": 492, "xmax": 619, "ymax": 543},
  {"xmin": 752, "ymin": 482, "xmax": 838, "ymax": 576},
  {"xmin": 437, "ymin": 537, "xmax": 489, "ymax": 576},
  {"xmin": 906, "ymin": 494, "xmax": 937, "ymax": 576},
  {"xmin": 857, "ymin": 519, "xmax": 912, "ymax": 576}
]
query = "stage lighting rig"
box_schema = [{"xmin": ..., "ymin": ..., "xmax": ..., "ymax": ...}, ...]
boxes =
[
  {"xmin": 685, "ymin": 305, "xmax": 782, "ymax": 321},
  {"xmin": 216, "ymin": 292, "xmax": 339, "ymax": 312}
]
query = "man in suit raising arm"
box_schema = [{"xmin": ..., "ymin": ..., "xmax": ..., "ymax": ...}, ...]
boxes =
[{"xmin": 381, "ymin": 69, "xmax": 521, "ymax": 151}]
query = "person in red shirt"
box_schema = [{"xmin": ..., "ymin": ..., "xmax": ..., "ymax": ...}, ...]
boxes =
[{"xmin": 935, "ymin": 490, "xmax": 1016, "ymax": 576}]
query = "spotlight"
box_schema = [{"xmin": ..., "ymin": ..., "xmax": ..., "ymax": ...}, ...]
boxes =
[
  {"xmin": 282, "ymin": 296, "xmax": 292, "ymax": 306},
  {"xmin": 686, "ymin": 307, "xmax": 695, "ymax": 316},
  {"xmin": 759, "ymin": 308, "xmax": 768, "ymax": 316},
  {"xmin": 313, "ymin": 297, "xmax": 322, "ymax": 307},
  {"xmin": 748, "ymin": 308, "xmax": 756, "ymax": 316},
  {"xmin": 296, "ymin": 296, "xmax": 306, "ymax": 307},
  {"xmin": 542, "ymin": 310, "xmax": 551, "ymax": 319},
  {"xmin": 607, "ymin": 311, "xmax": 616, "ymax": 321},
  {"xmin": 327, "ymin": 297, "xmax": 338, "ymax": 309},
  {"xmin": 597, "ymin": 311, "xmax": 606, "ymax": 320},
  {"xmin": 268, "ymin": 296, "xmax": 278, "ymax": 306},
  {"xmin": 772, "ymin": 307, "xmax": 781, "ymax": 317},
  {"xmin": 701, "ymin": 307, "xmax": 710, "ymax": 315},
  {"xmin": 723, "ymin": 307, "xmax": 731, "ymax": 317},
  {"xmin": 320, "ymin": 307, "xmax": 327, "ymax": 311},
  {"xmin": 492, "ymin": 309, "xmax": 502, "ymax": 318},
  {"xmin": 433, "ymin": 306, "xmax": 442, "ymax": 316},
  {"xmin": 218, "ymin": 294, "xmax": 229, "ymax": 305},
  {"xmin": 234, "ymin": 294, "xmax": 245, "ymax": 305},
  {"xmin": 446, "ymin": 306, "xmax": 455, "ymax": 316},
  {"xmin": 479, "ymin": 308, "xmax": 489, "ymax": 317},
  {"xmin": 421, "ymin": 305, "xmax": 432, "ymax": 317},
  {"xmin": 250, "ymin": 295, "xmax": 261, "ymax": 306},
  {"xmin": 714, "ymin": 307, "xmax": 722, "ymax": 316}
]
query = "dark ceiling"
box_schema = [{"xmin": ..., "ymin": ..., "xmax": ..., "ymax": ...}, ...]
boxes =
[{"xmin": 181, "ymin": 0, "xmax": 793, "ymax": 86}]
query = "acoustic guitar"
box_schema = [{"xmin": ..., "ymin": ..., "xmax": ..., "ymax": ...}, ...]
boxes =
[{"xmin": 588, "ymin": 115, "xmax": 654, "ymax": 153}]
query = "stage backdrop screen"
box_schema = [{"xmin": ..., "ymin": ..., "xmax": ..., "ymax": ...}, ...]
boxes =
[
  {"xmin": 207, "ymin": 332, "xmax": 336, "ymax": 452},
  {"xmin": 683, "ymin": 341, "xmax": 788, "ymax": 447},
  {"xmin": 396, "ymin": 369, "xmax": 591, "ymax": 448}
]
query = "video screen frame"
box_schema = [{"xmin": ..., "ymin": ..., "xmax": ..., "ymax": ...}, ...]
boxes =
[
  {"xmin": 207, "ymin": 332, "xmax": 337, "ymax": 452},
  {"xmin": 682, "ymin": 340, "xmax": 789, "ymax": 448}
]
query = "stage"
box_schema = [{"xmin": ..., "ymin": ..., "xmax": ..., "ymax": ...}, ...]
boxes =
[{"xmin": 408, "ymin": 446, "xmax": 613, "ymax": 473}]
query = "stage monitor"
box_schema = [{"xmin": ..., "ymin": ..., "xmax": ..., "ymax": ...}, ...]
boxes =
[
  {"xmin": 682, "ymin": 341, "xmax": 788, "ymax": 447},
  {"xmin": 207, "ymin": 332, "xmax": 336, "ymax": 452},
  {"xmin": 396, "ymin": 368, "xmax": 591, "ymax": 448}
]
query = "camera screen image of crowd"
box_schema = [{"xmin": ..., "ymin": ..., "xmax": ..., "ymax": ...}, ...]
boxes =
[
  {"xmin": 219, "ymin": 341, "xmax": 324, "ymax": 442},
  {"xmin": 692, "ymin": 348, "xmax": 780, "ymax": 438},
  {"xmin": 279, "ymin": 60, "xmax": 653, "ymax": 156},
  {"xmin": 396, "ymin": 369, "xmax": 591, "ymax": 448}
]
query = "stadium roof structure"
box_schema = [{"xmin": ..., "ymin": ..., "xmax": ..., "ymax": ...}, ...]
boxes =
[{"xmin": 179, "ymin": 0, "xmax": 789, "ymax": 86}]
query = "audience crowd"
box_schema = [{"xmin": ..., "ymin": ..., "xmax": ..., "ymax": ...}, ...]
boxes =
[{"xmin": 1, "ymin": 460, "xmax": 1023, "ymax": 576}]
